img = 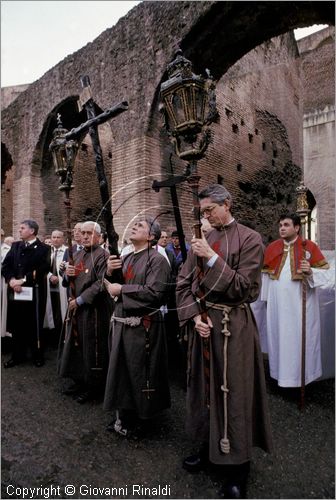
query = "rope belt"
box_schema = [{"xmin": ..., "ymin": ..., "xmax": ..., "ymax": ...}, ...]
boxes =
[
  {"xmin": 112, "ymin": 309, "xmax": 161, "ymax": 401},
  {"xmin": 205, "ymin": 300, "xmax": 247, "ymax": 455},
  {"xmin": 111, "ymin": 308, "xmax": 160, "ymax": 327}
]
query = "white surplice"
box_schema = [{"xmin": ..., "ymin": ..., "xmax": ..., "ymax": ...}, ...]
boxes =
[
  {"xmin": 261, "ymin": 242, "xmax": 329, "ymax": 387},
  {"xmin": 1, "ymin": 243, "xmax": 12, "ymax": 337},
  {"xmin": 43, "ymin": 245, "xmax": 68, "ymax": 329}
]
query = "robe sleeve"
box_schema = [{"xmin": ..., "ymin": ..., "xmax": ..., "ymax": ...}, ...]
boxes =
[
  {"xmin": 260, "ymin": 272, "xmax": 270, "ymax": 302},
  {"xmin": 121, "ymin": 254, "xmax": 171, "ymax": 311},
  {"xmin": 307, "ymin": 267, "xmax": 333, "ymax": 289},
  {"xmin": 200, "ymin": 231, "xmax": 264, "ymax": 304}
]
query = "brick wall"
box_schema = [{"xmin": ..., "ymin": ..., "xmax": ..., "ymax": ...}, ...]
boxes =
[
  {"xmin": 299, "ymin": 27, "xmax": 335, "ymax": 250},
  {"xmin": 1, "ymin": 84, "xmax": 30, "ymax": 111}
]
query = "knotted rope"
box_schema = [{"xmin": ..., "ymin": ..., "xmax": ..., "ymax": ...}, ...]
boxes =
[
  {"xmin": 219, "ymin": 305, "xmax": 232, "ymax": 454},
  {"xmin": 205, "ymin": 301, "xmax": 246, "ymax": 454},
  {"xmin": 111, "ymin": 308, "xmax": 160, "ymax": 327}
]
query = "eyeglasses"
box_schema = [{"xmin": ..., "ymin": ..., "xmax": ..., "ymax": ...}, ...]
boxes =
[{"xmin": 200, "ymin": 204, "xmax": 218, "ymax": 217}]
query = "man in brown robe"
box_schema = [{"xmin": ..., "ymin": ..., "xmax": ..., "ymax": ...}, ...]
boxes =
[
  {"xmin": 176, "ymin": 184, "xmax": 273, "ymax": 499},
  {"xmin": 103, "ymin": 216, "xmax": 171, "ymax": 437},
  {"xmin": 57, "ymin": 221, "xmax": 112, "ymax": 403}
]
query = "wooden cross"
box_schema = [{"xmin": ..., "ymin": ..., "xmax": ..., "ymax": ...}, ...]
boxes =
[{"xmin": 65, "ymin": 75, "xmax": 128, "ymax": 257}]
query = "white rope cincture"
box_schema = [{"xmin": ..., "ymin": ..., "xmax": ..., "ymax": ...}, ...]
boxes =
[
  {"xmin": 204, "ymin": 301, "xmax": 246, "ymax": 455},
  {"xmin": 219, "ymin": 305, "xmax": 232, "ymax": 454},
  {"xmin": 111, "ymin": 315, "xmax": 142, "ymax": 327},
  {"xmin": 111, "ymin": 308, "xmax": 160, "ymax": 327}
]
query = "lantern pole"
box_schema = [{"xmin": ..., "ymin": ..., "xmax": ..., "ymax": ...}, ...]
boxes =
[
  {"xmin": 49, "ymin": 114, "xmax": 79, "ymax": 344},
  {"xmin": 153, "ymin": 48, "xmax": 218, "ymax": 407},
  {"xmin": 49, "ymin": 113, "xmax": 78, "ymax": 266},
  {"xmin": 295, "ymin": 179, "xmax": 310, "ymax": 410}
]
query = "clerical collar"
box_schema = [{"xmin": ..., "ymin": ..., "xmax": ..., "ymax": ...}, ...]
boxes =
[
  {"xmin": 284, "ymin": 236, "xmax": 298, "ymax": 247},
  {"xmin": 217, "ymin": 218, "xmax": 235, "ymax": 230}
]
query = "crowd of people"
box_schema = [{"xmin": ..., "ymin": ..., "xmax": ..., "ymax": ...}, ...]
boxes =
[{"xmin": 1, "ymin": 183, "xmax": 331, "ymax": 499}]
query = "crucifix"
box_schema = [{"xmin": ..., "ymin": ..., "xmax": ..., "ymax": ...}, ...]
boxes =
[
  {"xmin": 152, "ymin": 151, "xmax": 190, "ymax": 263},
  {"xmin": 65, "ymin": 75, "xmax": 129, "ymax": 257}
]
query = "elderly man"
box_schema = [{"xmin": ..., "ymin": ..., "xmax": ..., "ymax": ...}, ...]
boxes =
[
  {"xmin": 44, "ymin": 230, "xmax": 68, "ymax": 347},
  {"xmin": 2, "ymin": 219, "xmax": 50, "ymax": 367},
  {"xmin": 104, "ymin": 216, "xmax": 171, "ymax": 437},
  {"xmin": 57, "ymin": 221, "xmax": 112, "ymax": 403},
  {"xmin": 176, "ymin": 184, "xmax": 273, "ymax": 499}
]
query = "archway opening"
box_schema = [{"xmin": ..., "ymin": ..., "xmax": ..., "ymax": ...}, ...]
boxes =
[{"xmin": 37, "ymin": 97, "xmax": 115, "ymax": 237}]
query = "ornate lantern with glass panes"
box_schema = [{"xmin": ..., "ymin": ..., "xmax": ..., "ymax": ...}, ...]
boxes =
[
  {"xmin": 160, "ymin": 49, "xmax": 218, "ymax": 161},
  {"xmin": 49, "ymin": 113, "xmax": 78, "ymax": 191}
]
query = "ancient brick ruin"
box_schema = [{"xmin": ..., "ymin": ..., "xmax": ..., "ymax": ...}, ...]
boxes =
[{"xmin": 1, "ymin": 1, "xmax": 334, "ymax": 248}]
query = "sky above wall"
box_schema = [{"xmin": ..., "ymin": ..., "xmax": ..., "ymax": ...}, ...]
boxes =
[{"xmin": 0, "ymin": 0, "xmax": 328, "ymax": 88}]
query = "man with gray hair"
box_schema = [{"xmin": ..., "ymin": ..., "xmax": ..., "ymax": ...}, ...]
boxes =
[
  {"xmin": 176, "ymin": 184, "xmax": 273, "ymax": 498},
  {"xmin": 103, "ymin": 216, "xmax": 171, "ymax": 437},
  {"xmin": 58, "ymin": 221, "xmax": 112, "ymax": 404},
  {"xmin": 43, "ymin": 229, "xmax": 68, "ymax": 348}
]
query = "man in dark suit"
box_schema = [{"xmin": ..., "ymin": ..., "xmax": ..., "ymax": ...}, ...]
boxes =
[
  {"xmin": 62, "ymin": 222, "xmax": 84, "ymax": 262},
  {"xmin": 2, "ymin": 219, "xmax": 51, "ymax": 367},
  {"xmin": 158, "ymin": 230, "xmax": 183, "ymax": 367},
  {"xmin": 166, "ymin": 230, "xmax": 191, "ymax": 269}
]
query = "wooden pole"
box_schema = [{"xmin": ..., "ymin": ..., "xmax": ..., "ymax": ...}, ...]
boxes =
[
  {"xmin": 187, "ymin": 162, "xmax": 210, "ymax": 408},
  {"xmin": 296, "ymin": 180, "xmax": 310, "ymax": 410}
]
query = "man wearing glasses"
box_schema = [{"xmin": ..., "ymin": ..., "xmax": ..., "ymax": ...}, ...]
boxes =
[{"xmin": 176, "ymin": 184, "xmax": 272, "ymax": 499}]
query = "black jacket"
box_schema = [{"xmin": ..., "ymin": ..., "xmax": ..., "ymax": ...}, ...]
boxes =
[{"xmin": 2, "ymin": 239, "xmax": 51, "ymax": 286}]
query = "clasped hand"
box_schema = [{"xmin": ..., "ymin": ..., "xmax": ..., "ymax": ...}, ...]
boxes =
[
  {"xmin": 9, "ymin": 278, "xmax": 23, "ymax": 293},
  {"xmin": 104, "ymin": 280, "xmax": 122, "ymax": 298},
  {"xmin": 191, "ymin": 235, "xmax": 216, "ymax": 260},
  {"xmin": 193, "ymin": 314, "xmax": 213, "ymax": 338},
  {"xmin": 65, "ymin": 265, "xmax": 76, "ymax": 277},
  {"xmin": 106, "ymin": 255, "xmax": 122, "ymax": 275},
  {"xmin": 298, "ymin": 259, "xmax": 312, "ymax": 276}
]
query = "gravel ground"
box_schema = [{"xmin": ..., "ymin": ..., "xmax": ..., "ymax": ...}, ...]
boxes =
[{"xmin": 1, "ymin": 343, "xmax": 334, "ymax": 500}]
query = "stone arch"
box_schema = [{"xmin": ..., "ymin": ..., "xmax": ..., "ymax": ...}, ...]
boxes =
[
  {"xmin": 145, "ymin": 2, "xmax": 333, "ymax": 241},
  {"xmin": 180, "ymin": 2, "xmax": 334, "ymax": 79},
  {"xmin": 34, "ymin": 97, "xmax": 115, "ymax": 237},
  {"xmin": 1, "ymin": 143, "xmax": 14, "ymax": 234},
  {"xmin": 1, "ymin": 1, "xmax": 333, "ymax": 245}
]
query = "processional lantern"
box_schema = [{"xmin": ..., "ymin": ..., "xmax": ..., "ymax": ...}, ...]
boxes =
[
  {"xmin": 49, "ymin": 113, "xmax": 78, "ymax": 192},
  {"xmin": 159, "ymin": 48, "xmax": 218, "ymax": 416},
  {"xmin": 160, "ymin": 48, "xmax": 217, "ymax": 161}
]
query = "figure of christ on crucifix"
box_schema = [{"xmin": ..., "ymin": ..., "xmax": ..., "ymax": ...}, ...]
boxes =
[{"xmin": 103, "ymin": 216, "xmax": 172, "ymax": 438}]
